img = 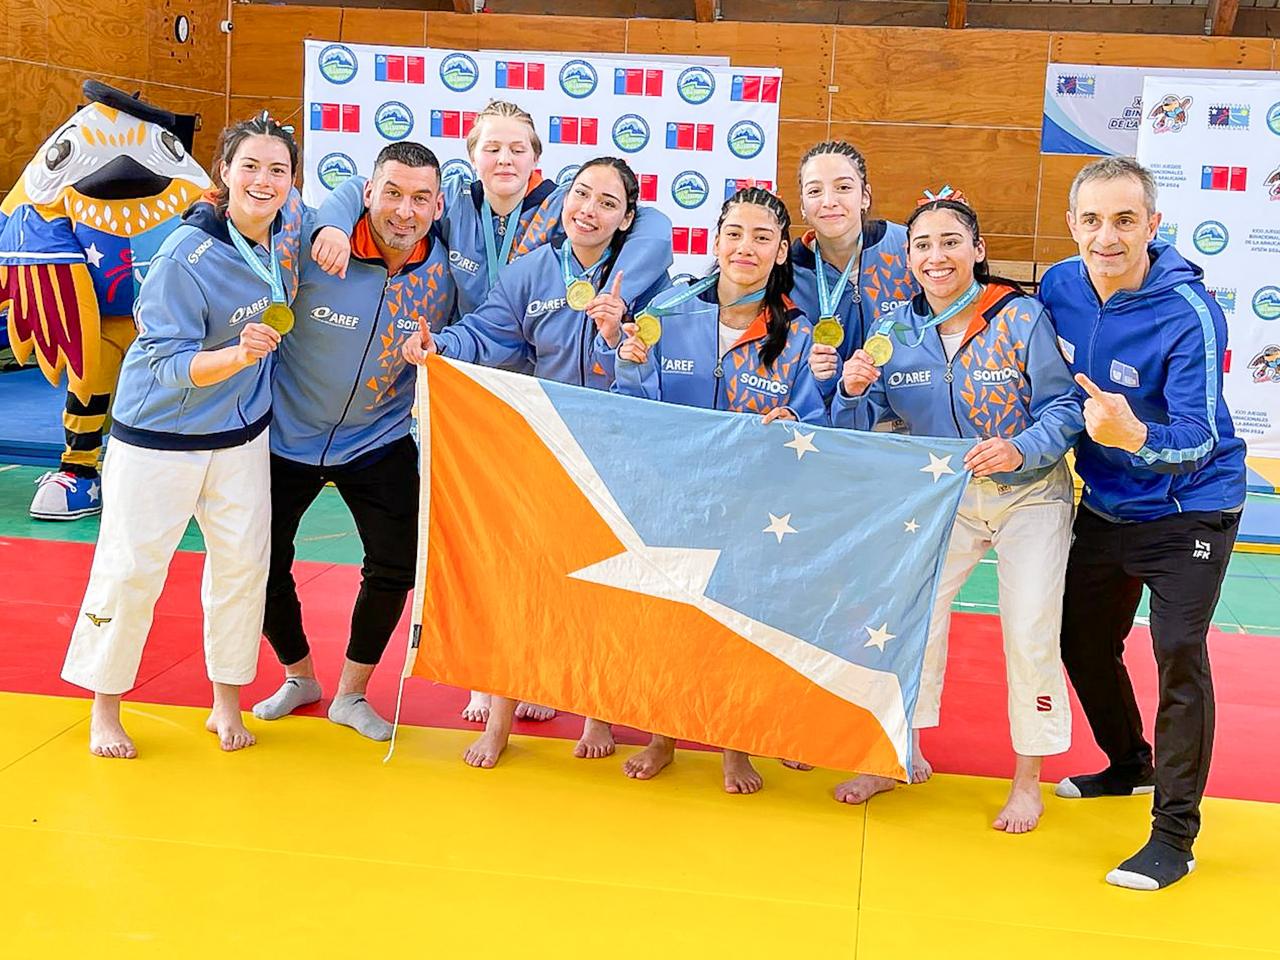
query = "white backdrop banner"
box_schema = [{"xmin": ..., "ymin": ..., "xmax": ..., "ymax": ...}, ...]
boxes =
[
  {"xmin": 1042, "ymin": 63, "xmax": 1275, "ymax": 156},
  {"xmin": 302, "ymin": 41, "xmax": 781, "ymax": 277},
  {"xmin": 1137, "ymin": 77, "xmax": 1280, "ymax": 456}
]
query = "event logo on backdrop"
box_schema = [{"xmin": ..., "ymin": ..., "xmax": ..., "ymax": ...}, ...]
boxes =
[
  {"xmin": 303, "ymin": 41, "xmax": 782, "ymax": 276},
  {"xmin": 1138, "ymin": 76, "xmax": 1280, "ymax": 457},
  {"xmin": 1042, "ymin": 64, "xmax": 1275, "ymax": 155}
]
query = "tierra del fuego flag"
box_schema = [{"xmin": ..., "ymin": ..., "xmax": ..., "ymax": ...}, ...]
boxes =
[{"xmin": 404, "ymin": 356, "xmax": 972, "ymax": 778}]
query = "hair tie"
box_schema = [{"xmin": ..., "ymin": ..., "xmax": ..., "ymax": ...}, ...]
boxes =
[
  {"xmin": 918, "ymin": 184, "xmax": 967, "ymax": 207},
  {"xmin": 258, "ymin": 110, "xmax": 295, "ymax": 135}
]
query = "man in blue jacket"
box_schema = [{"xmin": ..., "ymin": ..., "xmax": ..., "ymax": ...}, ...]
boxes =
[
  {"xmin": 1039, "ymin": 157, "xmax": 1245, "ymax": 890},
  {"xmin": 252, "ymin": 142, "xmax": 454, "ymax": 740}
]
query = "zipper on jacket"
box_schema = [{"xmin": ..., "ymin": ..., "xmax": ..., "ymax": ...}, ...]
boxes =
[
  {"xmin": 579, "ymin": 314, "xmax": 592, "ymax": 386},
  {"xmin": 320, "ymin": 271, "xmax": 391, "ymax": 467},
  {"xmin": 938, "ymin": 328, "xmax": 966, "ymax": 437}
]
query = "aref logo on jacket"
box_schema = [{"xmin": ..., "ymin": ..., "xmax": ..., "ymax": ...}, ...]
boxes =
[
  {"xmin": 229, "ymin": 296, "xmax": 270, "ymax": 326},
  {"xmin": 431, "ymin": 110, "xmax": 477, "ymax": 139},
  {"xmin": 671, "ymin": 171, "xmax": 709, "ymax": 209},
  {"xmin": 559, "ymin": 59, "xmax": 598, "ymax": 99},
  {"xmin": 666, "ymin": 122, "xmax": 713, "ymax": 152},
  {"xmin": 449, "ymin": 249, "xmax": 480, "ymax": 276},
  {"xmin": 496, "ymin": 60, "xmax": 545, "ymax": 91},
  {"xmin": 1208, "ymin": 287, "xmax": 1237, "ymax": 314},
  {"xmin": 1254, "ymin": 286, "xmax": 1280, "ymax": 322},
  {"xmin": 318, "ymin": 44, "xmax": 358, "ymax": 84},
  {"xmin": 612, "ymin": 115, "xmax": 650, "ymax": 153},
  {"xmin": 727, "ymin": 121, "xmax": 765, "ymax": 159},
  {"xmin": 724, "ymin": 177, "xmax": 774, "ymax": 200},
  {"xmin": 309, "ymin": 305, "xmax": 360, "ymax": 329},
  {"xmin": 1200, "ymin": 165, "xmax": 1247, "ymax": 192},
  {"xmin": 676, "ymin": 67, "xmax": 716, "ymax": 104},
  {"xmin": 310, "ymin": 103, "xmax": 360, "ymax": 133},
  {"xmin": 1148, "ymin": 94, "xmax": 1192, "ymax": 134},
  {"xmin": 318, "ymin": 152, "xmax": 357, "ymax": 191},
  {"xmin": 439, "ymin": 53, "xmax": 479, "ymax": 92},
  {"xmin": 730, "ymin": 74, "xmax": 780, "ymax": 103},
  {"xmin": 1193, "ymin": 220, "xmax": 1229, "ymax": 255},
  {"xmin": 375, "ymin": 54, "xmax": 425, "ymax": 84},
  {"xmin": 615, "ymin": 68, "xmax": 663, "ymax": 97},
  {"xmin": 1055, "ymin": 75, "xmax": 1095, "ymax": 97},
  {"xmin": 661, "ymin": 356, "xmax": 696, "ymax": 375},
  {"xmin": 888, "ymin": 369, "xmax": 932, "ymax": 388},
  {"xmin": 441, "ymin": 158, "xmax": 475, "ymax": 185},
  {"xmin": 550, "ymin": 116, "xmax": 599, "ymax": 146},
  {"xmin": 1208, "ymin": 104, "xmax": 1250, "ymax": 130},
  {"xmin": 375, "ymin": 101, "xmax": 414, "ymax": 141},
  {"xmin": 527, "ymin": 297, "xmax": 568, "ymax": 317}
]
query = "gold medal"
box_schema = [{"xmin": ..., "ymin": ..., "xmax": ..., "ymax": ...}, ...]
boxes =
[
  {"xmin": 813, "ymin": 318, "xmax": 844, "ymax": 349},
  {"xmin": 261, "ymin": 302, "xmax": 294, "ymax": 336},
  {"xmin": 635, "ymin": 311, "xmax": 662, "ymax": 347},
  {"xmin": 863, "ymin": 333, "xmax": 893, "ymax": 367},
  {"xmin": 566, "ymin": 279, "xmax": 596, "ymax": 311}
]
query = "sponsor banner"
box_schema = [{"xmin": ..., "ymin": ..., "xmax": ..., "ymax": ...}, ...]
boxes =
[
  {"xmin": 1137, "ymin": 77, "xmax": 1280, "ymax": 456},
  {"xmin": 1042, "ymin": 63, "xmax": 1274, "ymax": 156},
  {"xmin": 304, "ymin": 42, "xmax": 781, "ymax": 276}
]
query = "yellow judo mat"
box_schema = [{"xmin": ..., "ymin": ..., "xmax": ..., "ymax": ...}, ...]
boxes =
[{"xmin": 2, "ymin": 691, "xmax": 1277, "ymax": 958}]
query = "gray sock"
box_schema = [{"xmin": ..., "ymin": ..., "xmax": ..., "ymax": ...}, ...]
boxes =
[
  {"xmin": 252, "ymin": 676, "xmax": 322, "ymax": 720},
  {"xmin": 328, "ymin": 693, "xmax": 393, "ymax": 741}
]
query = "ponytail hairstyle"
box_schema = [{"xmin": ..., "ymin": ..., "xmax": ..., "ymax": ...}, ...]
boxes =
[
  {"xmin": 798, "ymin": 140, "xmax": 873, "ymax": 220},
  {"xmin": 208, "ymin": 112, "xmax": 298, "ymax": 217},
  {"xmin": 569, "ymin": 156, "xmax": 639, "ymax": 291},
  {"xmin": 716, "ymin": 186, "xmax": 794, "ymax": 369},
  {"xmin": 465, "ymin": 99, "xmax": 543, "ymax": 160},
  {"xmin": 904, "ymin": 190, "xmax": 1023, "ymax": 292}
]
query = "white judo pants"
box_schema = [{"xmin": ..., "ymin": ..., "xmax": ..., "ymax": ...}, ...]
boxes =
[
  {"xmin": 913, "ymin": 460, "xmax": 1074, "ymax": 756},
  {"xmin": 62, "ymin": 432, "xmax": 270, "ymax": 695}
]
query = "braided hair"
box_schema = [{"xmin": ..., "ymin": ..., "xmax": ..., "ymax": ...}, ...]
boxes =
[
  {"xmin": 798, "ymin": 140, "xmax": 872, "ymax": 218},
  {"xmin": 208, "ymin": 113, "xmax": 298, "ymax": 217},
  {"xmin": 716, "ymin": 186, "xmax": 794, "ymax": 369}
]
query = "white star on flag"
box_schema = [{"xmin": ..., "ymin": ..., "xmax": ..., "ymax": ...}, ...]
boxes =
[
  {"xmin": 903, "ymin": 518, "xmax": 919, "ymax": 534},
  {"xmin": 84, "ymin": 243, "xmax": 104, "ymax": 268},
  {"xmin": 921, "ymin": 453, "xmax": 955, "ymax": 483},
  {"xmin": 763, "ymin": 513, "xmax": 797, "ymax": 543},
  {"xmin": 783, "ymin": 429, "xmax": 819, "ymax": 461},
  {"xmin": 865, "ymin": 623, "xmax": 896, "ymax": 651}
]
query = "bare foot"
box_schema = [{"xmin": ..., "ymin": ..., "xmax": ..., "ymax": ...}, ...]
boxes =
[
  {"xmin": 624, "ymin": 735, "xmax": 676, "ymax": 779},
  {"xmin": 461, "ymin": 690, "xmax": 490, "ymax": 723},
  {"xmin": 463, "ymin": 729, "xmax": 509, "ymax": 768},
  {"xmin": 89, "ymin": 695, "xmax": 137, "ymax": 759},
  {"xmin": 573, "ymin": 718, "xmax": 615, "ymax": 759},
  {"xmin": 204, "ymin": 710, "xmax": 257, "ymax": 752},
  {"xmin": 833, "ymin": 774, "xmax": 896, "ymax": 804},
  {"xmin": 993, "ymin": 780, "xmax": 1044, "ymax": 834},
  {"xmin": 780, "ymin": 759, "xmax": 814, "ymax": 771},
  {"xmin": 723, "ymin": 750, "xmax": 763, "ymax": 794},
  {"xmin": 911, "ymin": 734, "xmax": 933, "ymax": 784},
  {"xmin": 514, "ymin": 701, "xmax": 556, "ymax": 722}
]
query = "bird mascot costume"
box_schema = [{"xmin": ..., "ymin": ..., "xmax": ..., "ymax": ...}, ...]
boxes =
[{"xmin": 0, "ymin": 80, "xmax": 211, "ymax": 519}]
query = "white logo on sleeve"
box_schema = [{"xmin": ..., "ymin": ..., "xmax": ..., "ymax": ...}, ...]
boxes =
[
  {"xmin": 1193, "ymin": 539, "xmax": 1211, "ymax": 560},
  {"xmin": 1057, "ymin": 336, "xmax": 1075, "ymax": 364}
]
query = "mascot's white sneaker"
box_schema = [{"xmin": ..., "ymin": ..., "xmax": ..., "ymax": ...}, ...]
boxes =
[{"xmin": 30, "ymin": 470, "xmax": 102, "ymax": 521}]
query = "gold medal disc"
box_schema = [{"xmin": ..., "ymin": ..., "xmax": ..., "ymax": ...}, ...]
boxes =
[
  {"xmin": 635, "ymin": 312, "xmax": 662, "ymax": 347},
  {"xmin": 261, "ymin": 302, "xmax": 295, "ymax": 336},
  {"xmin": 813, "ymin": 318, "xmax": 845, "ymax": 348},
  {"xmin": 566, "ymin": 279, "xmax": 596, "ymax": 311},
  {"xmin": 863, "ymin": 333, "xmax": 893, "ymax": 367}
]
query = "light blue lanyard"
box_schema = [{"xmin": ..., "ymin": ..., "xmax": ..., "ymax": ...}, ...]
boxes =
[
  {"xmin": 560, "ymin": 241, "xmax": 612, "ymax": 289},
  {"xmin": 226, "ymin": 220, "xmax": 284, "ymax": 303},
  {"xmin": 813, "ymin": 238, "xmax": 861, "ymax": 318},
  {"xmin": 481, "ymin": 198, "xmax": 519, "ymax": 287},
  {"xmin": 640, "ymin": 274, "xmax": 718, "ymax": 317},
  {"xmin": 875, "ymin": 280, "xmax": 982, "ymax": 348}
]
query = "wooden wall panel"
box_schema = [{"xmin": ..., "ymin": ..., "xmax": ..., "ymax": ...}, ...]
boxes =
[
  {"xmin": 1050, "ymin": 32, "xmax": 1274, "ymax": 70},
  {"xmin": 45, "ymin": 0, "xmax": 150, "ymax": 80},
  {"xmin": 1035, "ymin": 153, "xmax": 1094, "ymax": 243},
  {"xmin": 229, "ymin": 5, "xmax": 341, "ymax": 98},
  {"xmin": 4, "ymin": 0, "xmax": 49, "ymax": 62},
  {"xmin": 776, "ymin": 120, "xmax": 830, "ymax": 224},
  {"xmin": 341, "ymin": 8, "xmax": 426, "ymax": 46},
  {"xmin": 146, "ymin": 0, "xmax": 229, "ymax": 94},
  {"xmin": 831, "ymin": 27, "xmax": 1048, "ymax": 129},
  {"xmin": 2, "ymin": 62, "xmax": 85, "ymax": 193},
  {"xmin": 627, "ymin": 20, "xmax": 835, "ymax": 123},
  {"xmin": 425, "ymin": 12, "xmax": 627, "ymax": 53}
]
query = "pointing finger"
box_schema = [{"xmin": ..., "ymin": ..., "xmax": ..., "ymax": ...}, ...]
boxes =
[
  {"xmin": 610, "ymin": 271, "xmax": 623, "ymax": 299},
  {"xmin": 1075, "ymin": 372, "xmax": 1106, "ymax": 400}
]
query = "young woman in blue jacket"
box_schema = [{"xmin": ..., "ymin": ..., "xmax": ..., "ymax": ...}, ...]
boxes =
[
  {"xmin": 61, "ymin": 115, "xmax": 303, "ymax": 759},
  {"xmin": 404, "ymin": 156, "xmax": 665, "ymax": 769},
  {"xmin": 826, "ymin": 194, "xmax": 1082, "ymax": 832},
  {"xmin": 611, "ymin": 186, "xmax": 821, "ymax": 794}
]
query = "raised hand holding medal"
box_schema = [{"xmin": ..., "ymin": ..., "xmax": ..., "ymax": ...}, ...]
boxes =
[
  {"xmin": 562, "ymin": 240, "xmax": 610, "ymax": 313},
  {"xmin": 226, "ymin": 219, "xmax": 293, "ymax": 338}
]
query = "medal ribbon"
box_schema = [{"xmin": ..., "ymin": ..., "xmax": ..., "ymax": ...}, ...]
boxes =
[
  {"xmin": 560, "ymin": 241, "xmax": 612, "ymax": 295},
  {"xmin": 813, "ymin": 237, "xmax": 861, "ymax": 319},
  {"xmin": 481, "ymin": 198, "xmax": 520, "ymax": 287},
  {"xmin": 872, "ymin": 280, "xmax": 983, "ymax": 348},
  {"xmin": 226, "ymin": 219, "xmax": 285, "ymax": 304}
]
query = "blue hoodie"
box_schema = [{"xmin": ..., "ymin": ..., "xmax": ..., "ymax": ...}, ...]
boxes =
[
  {"xmin": 830, "ymin": 285, "xmax": 1082, "ymax": 485},
  {"xmin": 111, "ymin": 191, "xmax": 304, "ymax": 450},
  {"xmin": 611, "ymin": 283, "xmax": 826, "ymax": 425},
  {"xmin": 435, "ymin": 239, "xmax": 667, "ymax": 390},
  {"xmin": 1038, "ymin": 242, "xmax": 1246, "ymax": 521},
  {"xmin": 317, "ymin": 172, "xmax": 674, "ymax": 319},
  {"xmin": 271, "ymin": 210, "xmax": 455, "ymax": 468},
  {"xmin": 790, "ymin": 220, "xmax": 917, "ymax": 402}
]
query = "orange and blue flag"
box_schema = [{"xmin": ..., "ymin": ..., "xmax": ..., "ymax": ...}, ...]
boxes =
[{"xmin": 406, "ymin": 357, "xmax": 971, "ymax": 778}]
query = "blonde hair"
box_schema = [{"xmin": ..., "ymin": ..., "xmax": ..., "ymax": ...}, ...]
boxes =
[{"xmin": 465, "ymin": 100, "xmax": 543, "ymax": 160}]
